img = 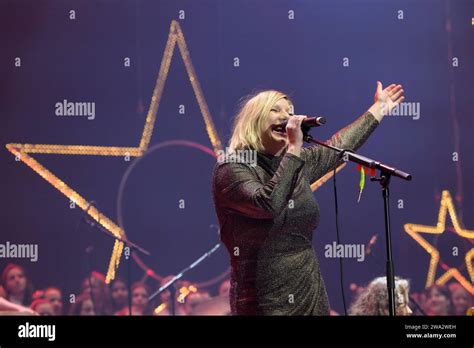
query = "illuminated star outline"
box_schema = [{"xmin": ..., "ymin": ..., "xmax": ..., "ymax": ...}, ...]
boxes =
[
  {"xmin": 6, "ymin": 20, "xmax": 223, "ymax": 282},
  {"xmin": 404, "ymin": 190, "xmax": 474, "ymax": 294},
  {"xmin": 6, "ymin": 20, "xmax": 343, "ymax": 283}
]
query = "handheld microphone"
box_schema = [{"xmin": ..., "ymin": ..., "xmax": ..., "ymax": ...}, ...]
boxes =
[{"xmin": 272, "ymin": 116, "xmax": 326, "ymax": 133}]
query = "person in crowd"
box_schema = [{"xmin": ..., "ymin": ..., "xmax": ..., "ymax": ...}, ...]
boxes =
[
  {"xmin": 131, "ymin": 282, "xmax": 153, "ymax": 315},
  {"xmin": 1, "ymin": 263, "xmax": 34, "ymax": 307},
  {"xmin": 448, "ymin": 283, "xmax": 472, "ymax": 316},
  {"xmin": 117, "ymin": 282, "xmax": 152, "ymax": 316},
  {"xmin": 425, "ymin": 284, "xmax": 454, "ymax": 315},
  {"xmin": 44, "ymin": 287, "xmax": 63, "ymax": 315},
  {"xmin": 109, "ymin": 277, "xmax": 129, "ymax": 315},
  {"xmin": 69, "ymin": 293, "xmax": 96, "ymax": 316},
  {"xmin": 349, "ymin": 276, "xmax": 412, "ymax": 316},
  {"xmin": 80, "ymin": 271, "xmax": 112, "ymax": 315},
  {"xmin": 30, "ymin": 298, "xmax": 55, "ymax": 316}
]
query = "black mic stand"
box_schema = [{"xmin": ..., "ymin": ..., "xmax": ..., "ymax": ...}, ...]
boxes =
[
  {"xmin": 409, "ymin": 295, "xmax": 427, "ymax": 316},
  {"xmin": 304, "ymin": 133, "xmax": 412, "ymax": 316},
  {"xmin": 76, "ymin": 201, "xmax": 99, "ymax": 314},
  {"xmin": 84, "ymin": 245, "xmax": 97, "ymax": 313},
  {"xmin": 82, "ymin": 205, "xmax": 150, "ymax": 316},
  {"xmin": 148, "ymin": 243, "xmax": 221, "ymax": 316}
]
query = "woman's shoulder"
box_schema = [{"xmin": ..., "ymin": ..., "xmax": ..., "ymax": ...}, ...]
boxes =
[
  {"xmin": 215, "ymin": 148, "xmax": 258, "ymax": 170},
  {"xmin": 212, "ymin": 152, "xmax": 259, "ymax": 188}
]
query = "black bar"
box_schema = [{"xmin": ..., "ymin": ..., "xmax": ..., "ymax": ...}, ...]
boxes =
[{"xmin": 0, "ymin": 316, "xmax": 471, "ymax": 345}]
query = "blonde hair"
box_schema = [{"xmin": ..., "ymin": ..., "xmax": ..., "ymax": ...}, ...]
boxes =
[
  {"xmin": 349, "ymin": 276, "xmax": 410, "ymax": 316},
  {"xmin": 228, "ymin": 90, "xmax": 291, "ymax": 152}
]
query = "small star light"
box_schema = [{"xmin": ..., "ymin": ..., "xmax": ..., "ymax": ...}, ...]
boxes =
[{"xmin": 404, "ymin": 190, "xmax": 474, "ymax": 294}]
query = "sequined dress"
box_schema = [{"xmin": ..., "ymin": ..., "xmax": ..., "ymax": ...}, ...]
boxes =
[{"xmin": 212, "ymin": 112, "xmax": 379, "ymax": 315}]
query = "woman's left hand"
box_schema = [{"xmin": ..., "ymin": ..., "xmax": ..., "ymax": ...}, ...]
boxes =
[{"xmin": 369, "ymin": 81, "xmax": 405, "ymax": 122}]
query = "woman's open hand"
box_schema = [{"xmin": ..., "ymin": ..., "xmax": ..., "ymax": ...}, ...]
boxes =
[{"xmin": 369, "ymin": 81, "xmax": 405, "ymax": 121}]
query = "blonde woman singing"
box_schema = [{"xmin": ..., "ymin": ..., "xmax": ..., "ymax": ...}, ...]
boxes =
[{"xmin": 212, "ymin": 82, "xmax": 404, "ymax": 315}]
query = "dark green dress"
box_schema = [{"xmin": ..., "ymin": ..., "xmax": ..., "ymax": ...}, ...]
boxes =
[{"xmin": 212, "ymin": 112, "xmax": 379, "ymax": 315}]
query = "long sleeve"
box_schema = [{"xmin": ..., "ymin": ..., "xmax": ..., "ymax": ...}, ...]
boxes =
[
  {"xmin": 212, "ymin": 153, "xmax": 305, "ymax": 219},
  {"xmin": 301, "ymin": 111, "xmax": 379, "ymax": 183}
]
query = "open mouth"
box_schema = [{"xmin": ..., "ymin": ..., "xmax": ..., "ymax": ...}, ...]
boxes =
[{"xmin": 271, "ymin": 124, "xmax": 286, "ymax": 137}]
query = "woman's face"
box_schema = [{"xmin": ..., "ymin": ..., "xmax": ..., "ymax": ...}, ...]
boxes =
[
  {"xmin": 451, "ymin": 287, "xmax": 471, "ymax": 315},
  {"xmin": 395, "ymin": 290, "xmax": 412, "ymax": 316},
  {"xmin": 80, "ymin": 299, "xmax": 96, "ymax": 316},
  {"xmin": 111, "ymin": 281, "xmax": 128, "ymax": 306},
  {"xmin": 5, "ymin": 267, "xmax": 26, "ymax": 295},
  {"xmin": 429, "ymin": 288, "xmax": 450, "ymax": 314},
  {"xmin": 132, "ymin": 287, "xmax": 149, "ymax": 308},
  {"xmin": 45, "ymin": 288, "xmax": 63, "ymax": 315},
  {"xmin": 81, "ymin": 277, "xmax": 102, "ymax": 298},
  {"xmin": 261, "ymin": 98, "xmax": 293, "ymax": 155}
]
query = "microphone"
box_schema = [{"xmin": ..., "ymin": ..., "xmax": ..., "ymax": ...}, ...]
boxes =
[{"xmin": 272, "ymin": 116, "xmax": 326, "ymax": 133}]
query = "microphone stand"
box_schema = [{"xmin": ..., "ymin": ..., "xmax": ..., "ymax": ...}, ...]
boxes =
[
  {"xmin": 409, "ymin": 295, "xmax": 427, "ymax": 316},
  {"xmin": 148, "ymin": 243, "xmax": 221, "ymax": 316},
  {"xmin": 76, "ymin": 202, "xmax": 99, "ymax": 314},
  {"xmin": 82, "ymin": 207, "xmax": 150, "ymax": 316},
  {"xmin": 304, "ymin": 133, "xmax": 412, "ymax": 316},
  {"xmin": 85, "ymin": 245, "xmax": 97, "ymax": 314}
]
